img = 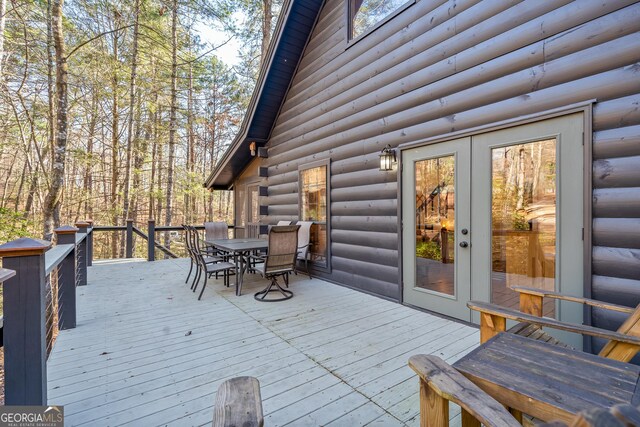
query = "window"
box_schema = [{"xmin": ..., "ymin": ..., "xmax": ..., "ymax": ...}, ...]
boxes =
[
  {"xmin": 299, "ymin": 162, "xmax": 330, "ymax": 269},
  {"xmin": 349, "ymin": 0, "xmax": 411, "ymax": 40}
]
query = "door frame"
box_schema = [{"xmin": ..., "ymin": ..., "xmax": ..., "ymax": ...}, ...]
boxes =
[{"xmin": 396, "ymin": 102, "xmax": 593, "ymax": 330}]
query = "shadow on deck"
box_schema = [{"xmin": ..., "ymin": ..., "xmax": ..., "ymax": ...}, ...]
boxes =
[{"xmin": 47, "ymin": 259, "xmax": 478, "ymax": 426}]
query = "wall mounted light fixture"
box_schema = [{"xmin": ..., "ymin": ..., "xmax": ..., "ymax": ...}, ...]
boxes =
[
  {"xmin": 379, "ymin": 145, "xmax": 396, "ymax": 171},
  {"xmin": 249, "ymin": 141, "xmax": 257, "ymax": 156}
]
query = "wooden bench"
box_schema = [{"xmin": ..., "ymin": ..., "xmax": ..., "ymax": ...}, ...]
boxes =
[
  {"xmin": 409, "ymin": 352, "xmax": 640, "ymax": 427},
  {"xmin": 470, "ymin": 286, "xmax": 640, "ymax": 363},
  {"xmin": 212, "ymin": 376, "xmax": 263, "ymax": 427}
]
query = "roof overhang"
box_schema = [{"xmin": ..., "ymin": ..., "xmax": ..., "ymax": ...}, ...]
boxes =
[{"xmin": 204, "ymin": 0, "xmax": 324, "ymax": 190}]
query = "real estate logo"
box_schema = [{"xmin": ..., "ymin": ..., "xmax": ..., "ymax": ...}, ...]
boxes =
[{"xmin": 0, "ymin": 406, "xmax": 64, "ymax": 427}]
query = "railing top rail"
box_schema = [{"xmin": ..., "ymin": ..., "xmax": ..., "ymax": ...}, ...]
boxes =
[
  {"xmin": 93, "ymin": 225, "xmax": 127, "ymax": 231},
  {"xmin": 91, "ymin": 224, "xmax": 233, "ymax": 232},
  {"xmin": 0, "ymin": 267, "xmax": 16, "ymax": 282},
  {"xmin": 75, "ymin": 231, "xmax": 89, "ymax": 245},
  {"xmin": 154, "ymin": 225, "xmax": 205, "ymax": 231},
  {"xmin": 44, "ymin": 244, "xmax": 74, "ymax": 275}
]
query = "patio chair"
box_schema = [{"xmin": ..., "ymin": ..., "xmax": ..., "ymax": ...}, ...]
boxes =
[
  {"xmin": 250, "ymin": 225, "xmax": 299, "ymax": 301},
  {"xmin": 183, "ymin": 225, "xmax": 219, "ymax": 287},
  {"xmin": 204, "ymin": 221, "xmax": 233, "ymax": 260},
  {"xmin": 205, "ymin": 221, "xmax": 229, "ymax": 241},
  {"xmin": 408, "ymin": 354, "xmax": 640, "ymax": 427},
  {"xmin": 186, "ymin": 226, "xmax": 235, "ymax": 299},
  {"xmin": 469, "ymin": 286, "xmax": 640, "ymax": 363},
  {"xmin": 295, "ymin": 221, "xmax": 313, "ymax": 278}
]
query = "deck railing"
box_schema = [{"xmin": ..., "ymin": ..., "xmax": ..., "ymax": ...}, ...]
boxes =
[
  {"xmin": 0, "ymin": 220, "xmax": 234, "ymax": 405},
  {"xmin": 92, "ymin": 220, "xmax": 234, "ymax": 261},
  {"xmin": 0, "ymin": 223, "xmax": 91, "ymax": 405}
]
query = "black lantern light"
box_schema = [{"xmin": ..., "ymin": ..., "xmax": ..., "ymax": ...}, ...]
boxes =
[{"xmin": 379, "ymin": 144, "xmax": 396, "ymax": 171}]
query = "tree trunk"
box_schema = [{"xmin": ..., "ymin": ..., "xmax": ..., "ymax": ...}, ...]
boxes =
[
  {"xmin": 84, "ymin": 89, "xmax": 98, "ymax": 218},
  {"xmin": 43, "ymin": 0, "xmax": 67, "ymax": 241},
  {"xmin": 0, "ymin": 0, "xmax": 6, "ymax": 78},
  {"xmin": 111, "ymin": 26, "xmax": 120, "ymax": 257},
  {"xmin": 46, "ymin": 0, "xmax": 56, "ymax": 160},
  {"xmin": 187, "ymin": 56, "xmax": 195, "ymax": 224},
  {"xmin": 122, "ymin": 0, "xmax": 140, "ymax": 225},
  {"xmin": 261, "ymin": 0, "xmax": 272, "ymax": 67},
  {"xmin": 133, "ymin": 91, "xmax": 147, "ymax": 223},
  {"xmin": 164, "ymin": 0, "xmax": 178, "ymax": 251}
]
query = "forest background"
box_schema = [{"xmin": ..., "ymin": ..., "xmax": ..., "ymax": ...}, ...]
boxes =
[{"xmin": 0, "ymin": 0, "xmax": 281, "ymax": 257}]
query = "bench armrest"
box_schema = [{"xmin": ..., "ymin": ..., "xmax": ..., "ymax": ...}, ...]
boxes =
[
  {"xmin": 511, "ymin": 286, "xmax": 634, "ymax": 314},
  {"xmin": 469, "ymin": 301, "xmax": 640, "ymax": 347},
  {"xmin": 408, "ymin": 355, "xmax": 520, "ymax": 427},
  {"xmin": 213, "ymin": 376, "xmax": 263, "ymax": 427}
]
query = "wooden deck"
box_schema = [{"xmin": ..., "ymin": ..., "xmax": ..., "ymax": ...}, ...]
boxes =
[{"xmin": 47, "ymin": 258, "xmax": 479, "ymax": 426}]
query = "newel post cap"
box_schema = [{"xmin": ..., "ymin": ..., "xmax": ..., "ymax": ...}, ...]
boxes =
[
  {"xmin": 54, "ymin": 225, "xmax": 79, "ymax": 235},
  {"xmin": 75, "ymin": 221, "xmax": 90, "ymax": 228},
  {"xmin": 0, "ymin": 238, "xmax": 52, "ymax": 257}
]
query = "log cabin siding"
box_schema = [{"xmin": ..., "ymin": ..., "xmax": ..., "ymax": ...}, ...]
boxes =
[{"xmin": 259, "ymin": 0, "xmax": 640, "ymax": 316}]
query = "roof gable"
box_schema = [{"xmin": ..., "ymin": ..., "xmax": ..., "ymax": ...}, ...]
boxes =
[{"xmin": 205, "ymin": 0, "xmax": 325, "ymax": 189}]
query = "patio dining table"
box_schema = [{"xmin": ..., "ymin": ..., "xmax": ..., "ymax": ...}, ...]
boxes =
[{"xmin": 205, "ymin": 238, "xmax": 268, "ymax": 296}]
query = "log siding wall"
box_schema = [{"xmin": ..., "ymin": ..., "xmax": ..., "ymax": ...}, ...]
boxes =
[{"xmin": 259, "ymin": 0, "xmax": 640, "ymax": 325}]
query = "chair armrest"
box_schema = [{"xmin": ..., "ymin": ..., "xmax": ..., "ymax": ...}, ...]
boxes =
[
  {"xmin": 213, "ymin": 376, "xmax": 263, "ymax": 427},
  {"xmin": 468, "ymin": 301, "xmax": 640, "ymax": 346},
  {"xmin": 248, "ymin": 254, "xmax": 266, "ymax": 262},
  {"xmin": 511, "ymin": 286, "xmax": 634, "ymax": 314},
  {"xmin": 408, "ymin": 355, "xmax": 519, "ymax": 427}
]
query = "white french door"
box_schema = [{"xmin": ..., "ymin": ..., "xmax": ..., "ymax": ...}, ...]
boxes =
[{"xmin": 402, "ymin": 113, "xmax": 584, "ymax": 336}]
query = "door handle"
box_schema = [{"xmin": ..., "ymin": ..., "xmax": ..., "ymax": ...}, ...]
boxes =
[{"xmin": 459, "ymin": 241, "xmax": 469, "ymax": 248}]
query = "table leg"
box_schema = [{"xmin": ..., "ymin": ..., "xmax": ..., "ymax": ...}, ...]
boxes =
[
  {"xmin": 234, "ymin": 252, "xmax": 240, "ymax": 295},
  {"xmin": 237, "ymin": 251, "xmax": 246, "ymax": 296}
]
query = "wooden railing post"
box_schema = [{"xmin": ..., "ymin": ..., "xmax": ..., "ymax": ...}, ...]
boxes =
[
  {"xmin": 126, "ymin": 219, "xmax": 134, "ymax": 258},
  {"xmin": 55, "ymin": 226, "xmax": 78, "ymax": 330},
  {"xmin": 85, "ymin": 220, "xmax": 94, "ymax": 266},
  {"xmin": 75, "ymin": 221, "xmax": 90, "ymax": 286},
  {"xmin": 148, "ymin": 219, "xmax": 155, "ymax": 261},
  {"xmin": 0, "ymin": 237, "xmax": 51, "ymax": 405}
]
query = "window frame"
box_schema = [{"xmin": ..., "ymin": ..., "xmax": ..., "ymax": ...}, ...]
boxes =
[
  {"xmin": 298, "ymin": 159, "xmax": 331, "ymax": 273},
  {"xmin": 346, "ymin": 0, "xmax": 415, "ymax": 46}
]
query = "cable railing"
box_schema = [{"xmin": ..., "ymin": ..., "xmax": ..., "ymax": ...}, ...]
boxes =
[
  {"xmin": 0, "ymin": 223, "xmax": 90, "ymax": 405},
  {"xmin": 0, "ymin": 219, "xmax": 237, "ymax": 405}
]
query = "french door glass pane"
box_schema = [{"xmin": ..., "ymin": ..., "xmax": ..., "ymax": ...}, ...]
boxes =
[
  {"xmin": 491, "ymin": 138, "xmax": 557, "ymax": 317},
  {"xmin": 249, "ymin": 186, "xmax": 259, "ymax": 223},
  {"xmin": 415, "ymin": 155, "xmax": 455, "ymax": 296},
  {"xmin": 300, "ymin": 165, "xmax": 328, "ymax": 267}
]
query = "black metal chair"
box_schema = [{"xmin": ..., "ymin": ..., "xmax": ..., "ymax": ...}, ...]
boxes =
[
  {"xmin": 250, "ymin": 225, "xmax": 300, "ymax": 302},
  {"xmin": 185, "ymin": 226, "xmax": 234, "ymax": 299},
  {"xmin": 183, "ymin": 224, "xmax": 203, "ymax": 286}
]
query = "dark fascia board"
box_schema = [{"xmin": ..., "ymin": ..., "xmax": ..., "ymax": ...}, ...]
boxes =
[{"xmin": 204, "ymin": 0, "xmax": 324, "ymax": 189}]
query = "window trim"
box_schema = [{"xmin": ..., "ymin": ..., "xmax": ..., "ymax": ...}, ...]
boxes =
[
  {"xmin": 298, "ymin": 159, "xmax": 331, "ymax": 273},
  {"xmin": 346, "ymin": 0, "xmax": 415, "ymax": 47}
]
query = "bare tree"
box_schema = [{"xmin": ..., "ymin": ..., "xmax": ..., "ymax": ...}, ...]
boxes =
[
  {"xmin": 260, "ymin": 0, "xmax": 272, "ymax": 66},
  {"xmin": 43, "ymin": 0, "xmax": 67, "ymax": 240},
  {"xmin": 164, "ymin": 0, "xmax": 178, "ymax": 250},
  {"xmin": 122, "ymin": 0, "xmax": 140, "ymax": 224}
]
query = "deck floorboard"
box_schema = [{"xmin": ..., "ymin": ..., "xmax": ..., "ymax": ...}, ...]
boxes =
[{"xmin": 47, "ymin": 258, "xmax": 478, "ymax": 426}]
